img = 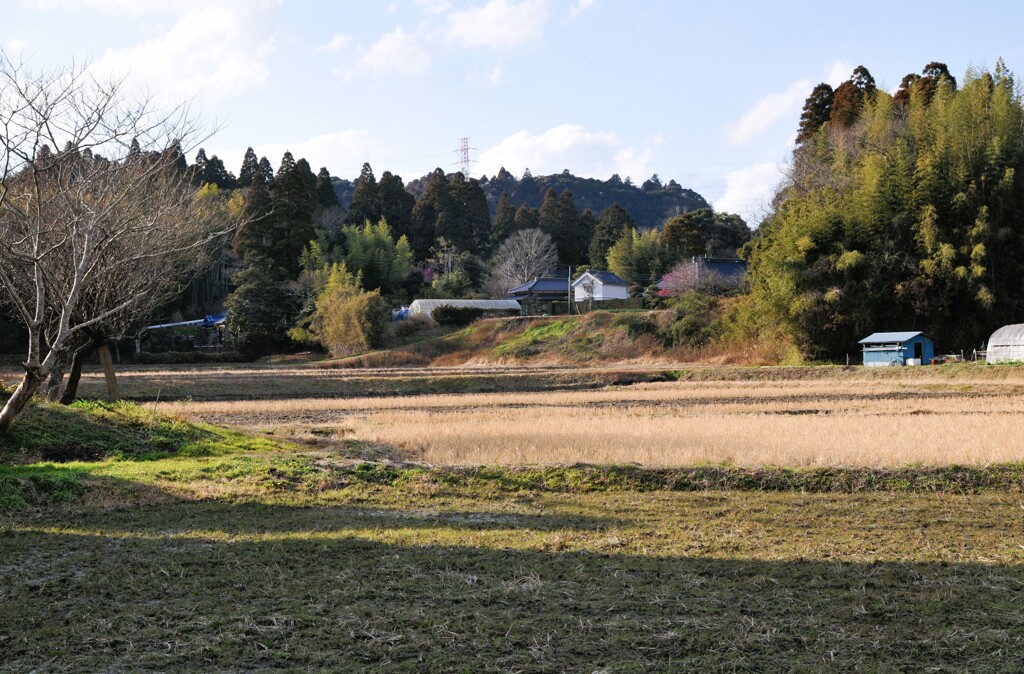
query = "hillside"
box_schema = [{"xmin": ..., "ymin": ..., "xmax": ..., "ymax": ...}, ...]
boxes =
[
  {"xmin": 328, "ymin": 312, "xmax": 697, "ymax": 368},
  {"xmin": 401, "ymin": 169, "xmax": 708, "ymax": 231}
]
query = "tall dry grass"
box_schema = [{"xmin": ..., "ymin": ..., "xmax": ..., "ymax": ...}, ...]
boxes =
[{"xmin": 166, "ymin": 379, "xmax": 1024, "ymax": 468}]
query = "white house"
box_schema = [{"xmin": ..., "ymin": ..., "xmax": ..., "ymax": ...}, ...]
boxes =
[{"xmin": 571, "ymin": 271, "xmax": 629, "ymax": 301}]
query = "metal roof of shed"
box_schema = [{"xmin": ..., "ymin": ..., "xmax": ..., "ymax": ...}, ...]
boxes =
[{"xmin": 858, "ymin": 331, "xmax": 928, "ymax": 344}]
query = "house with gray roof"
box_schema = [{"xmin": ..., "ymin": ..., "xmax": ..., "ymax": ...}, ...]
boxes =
[{"xmin": 571, "ymin": 270, "xmax": 629, "ymax": 302}]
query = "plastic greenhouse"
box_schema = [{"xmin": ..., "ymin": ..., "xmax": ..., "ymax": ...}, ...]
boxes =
[{"xmin": 986, "ymin": 324, "xmax": 1024, "ymax": 363}]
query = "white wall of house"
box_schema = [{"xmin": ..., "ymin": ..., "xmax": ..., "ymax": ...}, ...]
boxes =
[{"xmin": 573, "ymin": 273, "xmax": 629, "ymax": 301}]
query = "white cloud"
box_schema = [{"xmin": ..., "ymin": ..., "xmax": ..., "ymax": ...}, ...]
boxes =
[
  {"xmin": 826, "ymin": 59, "xmax": 853, "ymax": 87},
  {"xmin": 569, "ymin": 0, "xmax": 595, "ymax": 18},
  {"xmin": 445, "ymin": 0, "xmax": 549, "ymax": 49},
  {"xmin": 727, "ymin": 79, "xmax": 810, "ymax": 145},
  {"xmin": 224, "ymin": 130, "xmax": 381, "ymax": 179},
  {"xmin": 27, "ymin": 0, "xmax": 168, "ymax": 14},
  {"xmin": 316, "ymin": 34, "xmax": 352, "ymax": 54},
  {"xmin": 414, "ymin": 0, "xmax": 453, "ymax": 14},
  {"xmin": 359, "ymin": 27, "xmax": 431, "ymax": 76},
  {"xmin": 713, "ymin": 162, "xmax": 783, "ymax": 225},
  {"xmin": 89, "ymin": 1, "xmax": 279, "ymax": 102},
  {"xmin": 467, "ymin": 61, "xmax": 503, "ymax": 87},
  {"xmin": 476, "ymin": 123, "xmax": 658, "ymax": 181}
]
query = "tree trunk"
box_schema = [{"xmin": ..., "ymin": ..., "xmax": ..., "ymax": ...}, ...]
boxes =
[
  {"xmin": 59, "ymin": 343, "xmax": 94, "ymax": 405},
  {"xmin": 0, "ymin": 369, "xmax": 43, "ymax": 435},
  {"xmin": 44, "ymin": 351, "xmax": 70, "ymax": 402},
  {"xmin": 97, "ymin": 342, "xmax": 120, "ymax": 402}
]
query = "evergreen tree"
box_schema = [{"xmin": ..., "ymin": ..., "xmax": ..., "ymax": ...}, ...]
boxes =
[
  {"xmin": 489, "ymin": 192, "xmax": 517, "ymax": 251},
  {"xmin": 203, "ymin": 154, "xmax": 234, "ymax": 189},
  {"xmin": 233, "ymin": 170, "xmax": 274, "ymax": 262},
  {"xmin": 270, "ymin": 151, "xmax": 315, "ymax": 275},
  {"xmin": 513, "ymin": 204, "xmax": 540, "ymax": 231},
  {"xmin": 661, "ymin": 210, "xmax": 709, "ymax": 266},
  {"xmin": 578, "ymin": 208, "xmax": 597, "ymax": 261},
  {"xmin": 378, "ymin": 171, "xmax": 415, "ymax": 240},
  {"xmin": 192, "ymin": 148, "xmax": 209, "ymax": 185},
  {"xmin": 225, "ymin": 256, "xmax": 297, "ymax": 356},
  {"xmin": 296, "ymin": 158, "xmax": 317, "ymax": 198},
  {"xmin": 436, "ymin": 172, "xmax": 477, "ymax": 253},
  {"xmin": 409, "ymin": 168, "xmax": 451, "ymax": 260},
  {"xmin": 238, "ymin": 147, "xmax": 260, "ymax": 187},
  {"xmin": 346, "ymin": 162, "xmax": 381, "ymax": 226},
  {"xmin": 537, "ymin": 187, "xmax": 562, "ymax": 244},
  {"xmin": 589, "ymin": 203, "xmax": 634, "ymax": 268},
  {"xmin": 258, "ymin": 156, "xmax": 275, "ymax": 182},
  {"xmin": 797, "ymin": 83, "xmax": 834, "ymax": 145},
  {"xmin": 557, "ymin": 189, "xmax": 583, "ymax": 264},
  {"xmin": 315, "ymin": 167, "xmax": 339, "ymax": 208},
  {"xmin": 830, "ymin": 65, "xmax": 877, "ymax": 127}
]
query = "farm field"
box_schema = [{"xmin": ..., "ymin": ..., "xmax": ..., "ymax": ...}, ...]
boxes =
[
  {"xmin": 3, "ymin": 362, "xmax": 1024, "ymax": 671},
  {"xmin": 162, "ymin": 368, "xmax": 1024, "ymax": 468}
]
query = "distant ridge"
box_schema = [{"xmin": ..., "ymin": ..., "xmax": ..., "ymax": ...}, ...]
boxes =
[{"xmin": 335, "ymin": 169, "xmax": 710, "ymax": 231}]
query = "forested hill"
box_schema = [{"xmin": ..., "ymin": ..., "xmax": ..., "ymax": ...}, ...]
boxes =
[{"xmin": 389, "ymin": 169, "xmax": 709, "ymax": 231}]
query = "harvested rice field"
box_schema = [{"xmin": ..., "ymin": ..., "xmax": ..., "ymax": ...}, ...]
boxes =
[{"xmin": 166, "ymin": 374, "xmax": 1024, "ymax": 467}]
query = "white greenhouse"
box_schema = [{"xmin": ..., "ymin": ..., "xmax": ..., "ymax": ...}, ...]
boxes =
[
  {"xmin": 407, "ymin": 299, "xmax": 521, "ymax": 317},
  {"xmin": 986, "ymin": 324, "xmax": 1024, "ymax": 363}
]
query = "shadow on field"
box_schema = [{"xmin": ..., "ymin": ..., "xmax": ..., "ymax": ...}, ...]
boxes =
[
  {"xmin": 48, "ymin": 498, "xmax": 628, "ymax": 534},
  {"xmin": 2, "ymin": 511, "xmax": 1022, "ymax": 673}
]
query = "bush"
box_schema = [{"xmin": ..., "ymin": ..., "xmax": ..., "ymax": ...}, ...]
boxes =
[
  {"xmin": 431, "ymin": 306, "xmax": 486, "ymax": 324},
  {"xmin": 320, "ymin": 288, "xmax": 390, "ymax": 357},
  {"xmin": 611, "ymin": 313, "xmax": 659, "ymax": 340},
  {"xmin": 390, "ymin": 314, "xmax": 437, "ymax": 341},
  {"xmin": 659, "ymin": 292, "xmax": 722, "ymax": 348}
]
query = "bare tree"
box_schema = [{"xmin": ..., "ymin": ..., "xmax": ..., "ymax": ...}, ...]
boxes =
[
  {"xmin": 484, "ymin": 228, "xmax": 558, "ymax": 297},
  {"xmin": 0, "ymin": 54, "xmax": 231, "ymax": 433}
]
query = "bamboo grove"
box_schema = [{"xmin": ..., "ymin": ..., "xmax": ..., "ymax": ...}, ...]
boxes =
[{"xmin": 746, "ymin": 62, "xmax": 1024, "ymax": 358}]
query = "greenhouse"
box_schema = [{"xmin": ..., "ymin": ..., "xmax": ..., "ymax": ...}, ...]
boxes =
[
  {"xmin": 407, "ymin": 299, "xmax": 521, "ymax": 317},
  {"xmin": 986, "ymin": 324, "xmax": 1024, "ymax": 363}
]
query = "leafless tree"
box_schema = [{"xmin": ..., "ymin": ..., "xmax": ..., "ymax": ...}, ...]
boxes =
[
  {"xmin": 0, "ymin": 53, "xmax": 231, "ymax": 433},
  {"xmin": 484, "ymin": 228, "xmax": 558, "ymax": 297},
  {"xmin": 658, "ymin": 260, "xmax": 733, "ymax": 297}
]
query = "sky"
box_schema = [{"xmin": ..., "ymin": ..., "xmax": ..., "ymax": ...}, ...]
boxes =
[{"xmin": 4, "ymin": 0, "xmax": 1024, "ymax": 225}]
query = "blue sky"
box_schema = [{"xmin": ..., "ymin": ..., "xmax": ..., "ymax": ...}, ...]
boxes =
[{"xmin": 5, "ymin": 0, "xmax": 1024, "ymax": 224}]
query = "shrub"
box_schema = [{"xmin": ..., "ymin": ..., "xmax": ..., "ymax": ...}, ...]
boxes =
[
  {"xmin": 659, "ymin": 292, "xmax": 722, "ymax": 348},
  {"xmin": 290, "ymin": 263, "xmax": 391, "ymax": 358},
  {"xmin": 431, "ymin": 306, "xmax": 485, "ymax": 324},
  {"xmin": 390, "ymin": 314, "xmax": 437, "ymax": 341},
  {"xmin": 611, "ymin": 313, "xmax": 659, "ymax": 340}
]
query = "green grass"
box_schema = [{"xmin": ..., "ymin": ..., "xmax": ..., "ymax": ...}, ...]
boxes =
[
  {"xmin": 493, "ymin": 318, "xmax": 579, "ymax": 358},
  {"xmin": 2, "ymin": 396, "xmax": 1024, "ymax": 671}
]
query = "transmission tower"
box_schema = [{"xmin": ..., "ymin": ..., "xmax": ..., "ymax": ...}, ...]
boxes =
[{"xmin": 457, "ymin": 137, "xmax": 472, "ymax": 177}]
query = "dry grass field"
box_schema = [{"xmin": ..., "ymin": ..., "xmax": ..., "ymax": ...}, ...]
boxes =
[
  {"xmin": 165, "ymin": 373, "xmax": 1024, "ymax": 468},
  {"xmin": 4, "ymin": 364, "xmax": 1024, "ymax": 671}
]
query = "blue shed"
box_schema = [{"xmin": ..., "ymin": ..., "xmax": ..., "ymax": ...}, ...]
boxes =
[{"xmin": 858, "ymin": 331, "xmax": 935, "ymax": 366}]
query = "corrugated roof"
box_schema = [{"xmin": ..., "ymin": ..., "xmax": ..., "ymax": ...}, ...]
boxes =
[
  {"xmin": 408, "ymin": 299, "xmax": 520, "ymax": 315},
  {"xmin": 858, "ymin": 331, "xmax": 926, "ymax": 344}
]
